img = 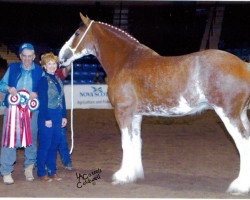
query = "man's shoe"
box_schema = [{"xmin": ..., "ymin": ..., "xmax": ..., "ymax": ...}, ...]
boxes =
[
  {"xmin": 3, "ymin": 174, "xmax": 14, "ymax": 185},
  {"xmin": 24, "ymin": 164, "xmax": 34, "ymax": 181},
  {"xmin": 39, "ymin": 175, "xmax": 52, "ymax": 182},
  {"xmin": 49, "ymin": 174, "xmax": 62, "ymax": 181}
]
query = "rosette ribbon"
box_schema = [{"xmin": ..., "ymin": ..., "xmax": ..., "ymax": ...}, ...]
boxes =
[{"xmin": 3, "ymin": 90, "xmax": 39, "ymax": 148}]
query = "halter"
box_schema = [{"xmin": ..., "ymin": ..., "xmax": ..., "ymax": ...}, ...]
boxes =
[{"xmin": 68, "ymin": 20, "xmax": 94, "ymax": 55}]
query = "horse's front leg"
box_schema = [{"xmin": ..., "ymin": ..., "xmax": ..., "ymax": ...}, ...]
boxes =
[{"xmin": 112, "ymin": 110, "xmax": 144, "ymax": 185}]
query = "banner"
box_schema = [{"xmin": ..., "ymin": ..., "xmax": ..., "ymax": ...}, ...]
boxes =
[{"xmin": 64, "ymin": 84, "xmax": 113, "ymax": 109}]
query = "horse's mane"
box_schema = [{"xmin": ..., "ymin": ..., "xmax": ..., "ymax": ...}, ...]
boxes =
[
  {"xmin": 96, "ymin": 21, "xmax": 140, "ymax": 44},
  {"xmin": 94, "ymin": 21, "xmax": 158, "ymax": 55}
]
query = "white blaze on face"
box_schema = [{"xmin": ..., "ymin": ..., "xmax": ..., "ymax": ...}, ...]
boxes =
[
  {"xmin": 58, "ymin": 34, "xmax": 90, "ymax": 66},
  {"xmin": 58, "ymin": 34, "xmax": 74, "ymax": 64}
]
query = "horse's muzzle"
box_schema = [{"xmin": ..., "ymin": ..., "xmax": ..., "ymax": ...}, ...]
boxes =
[{"xmin": 59, "ymin": 48, "xmax": 73, "ymax": 66}]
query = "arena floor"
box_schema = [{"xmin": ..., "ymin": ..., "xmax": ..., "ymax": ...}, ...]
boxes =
[{"xmin": 0, "ymin": 109, "xmax": 249, "ymax": 198}]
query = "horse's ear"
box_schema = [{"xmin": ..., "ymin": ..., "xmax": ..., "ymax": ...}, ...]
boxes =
[{"xmin": 80, "ymin": 12, "xmax": 90, "ymax": 25}]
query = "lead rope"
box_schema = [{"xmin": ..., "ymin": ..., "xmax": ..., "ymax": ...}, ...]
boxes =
[
  {"xmin": 70, "ymin": 62, "xmax": 74, "ymax": 154},
  {"xmin": 68, "ymin": 21, "xmax": 94, "ymax": 154}
]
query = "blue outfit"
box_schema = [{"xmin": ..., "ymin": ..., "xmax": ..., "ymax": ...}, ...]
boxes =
[
  {"xmin": 37, "ymin": 72, "xmax": 67, "ymax": 177},
  {"xmin": 0, "ymin": 62, "xmax": 43, "ymax": 176},
  {"xmin": 59, "ymin": 127, "xmax": 72, "ymax": 167}
]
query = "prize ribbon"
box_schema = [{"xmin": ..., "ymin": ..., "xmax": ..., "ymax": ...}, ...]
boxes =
[{"xmin": 3, "ymin": 90, "xmax": 39, "ymax": 148}]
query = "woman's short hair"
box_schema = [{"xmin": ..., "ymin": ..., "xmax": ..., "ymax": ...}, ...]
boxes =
[{"xmin": 40, "ymin": 52, "xmax": 58, "ymax": 66}]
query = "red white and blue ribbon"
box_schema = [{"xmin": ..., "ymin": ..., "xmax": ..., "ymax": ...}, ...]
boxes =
[
  {"xmin": 28, "ymin": 98, "xmax": 39, "ymax": 111},
  {"xmin": 3, "ymin": 90, "xmax": 39, "ymax": 148},
  {"xmin": 8, "ymin": 93, "xmax": 21, "ymax": 106}
]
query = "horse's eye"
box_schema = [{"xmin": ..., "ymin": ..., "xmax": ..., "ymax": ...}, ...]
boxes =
[{"xmin": 75, "ymin": 32, "xmax": 80, "ymax": 36}]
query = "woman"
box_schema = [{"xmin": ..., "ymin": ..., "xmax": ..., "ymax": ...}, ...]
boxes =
[{"xmin": 37, "ymin": 52, "xmax": 67, "ymax": 182}]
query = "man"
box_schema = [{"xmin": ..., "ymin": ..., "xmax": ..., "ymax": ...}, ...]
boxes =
[{"xmin": 0, "ymin": 43, "xmax": 43, "ymax": 184}]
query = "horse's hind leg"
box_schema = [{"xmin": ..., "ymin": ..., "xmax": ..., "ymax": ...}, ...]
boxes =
[
  {"xmin": 214, "ymin": 106, "xmax": 250, "ymax": 195},
  {"xmin": 112, "ymin": 113, "xmax": 144, "ymax": 184}
]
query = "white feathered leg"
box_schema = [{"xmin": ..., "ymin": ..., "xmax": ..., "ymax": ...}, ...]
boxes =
[
  {"xmin": 227, "ymin": 139, "xmax": 250, "ymax": 195},
  {"xmin": 112, "ymin": 115, "xmax": 144, "ymax": 184},
  {"xmin": 214, "ymin": 107, "xmax": 250, "ymax": 195}
]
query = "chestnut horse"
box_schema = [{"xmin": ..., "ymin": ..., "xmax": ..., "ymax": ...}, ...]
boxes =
[{"xmin": 59, "ymin": 13, "xmax": 250, "ymax": 195}]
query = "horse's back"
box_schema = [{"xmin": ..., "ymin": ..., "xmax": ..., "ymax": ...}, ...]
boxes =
[
  {"xmin": 126, "ymin": 49, "xmax": 249, "ymax": 82},
  {"xmin": 131, "ymin": 49, "xmax": 250, "ymax": 93},
  {"xmin": 194, "ymin": 49, "xmax": 249, "ymax": 76},
  {"xmin": 109, "ymin": 49, "xmax": 250, "ymax": 116}
]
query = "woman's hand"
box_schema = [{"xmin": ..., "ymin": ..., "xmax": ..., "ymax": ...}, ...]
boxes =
[
  {"xmin": 62, "ymin": 118, "xmax": 67, "ymax": 127},
  {"xmin": 45, "ymin": 120, "xmax": 52, "ymax": 128}
]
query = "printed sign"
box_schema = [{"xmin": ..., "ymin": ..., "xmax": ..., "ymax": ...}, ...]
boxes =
[{"xmin": 64, "ymin": 84, "xmax": 113, "ymax": 109}]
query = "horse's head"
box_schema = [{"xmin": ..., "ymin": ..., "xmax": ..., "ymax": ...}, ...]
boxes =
[{"xmin": 59, "ymin": 13, "xmax": 95, "ymax": 66}]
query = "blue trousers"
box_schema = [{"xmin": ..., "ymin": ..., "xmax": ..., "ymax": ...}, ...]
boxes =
[
  {"xmin": 0, "ymin": 109, "xmax": 38, "ymax": 176},
  {"xmin": 37, "ymin": 109, "xmax": 62, "ymax": 177},
  {"xmin": 59, "ymin": 127, "xmax": 72, "ymax": 167}
]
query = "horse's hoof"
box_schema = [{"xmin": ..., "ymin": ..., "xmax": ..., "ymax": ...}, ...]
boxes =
[
  {"xmin": 111, "ymin": 179, "xmax": 126, "ymax": 185},
  {"xmin": 227, "ymin": 188, "xmax": 248, "ymax": 196},
  {"xmin": 112, "ymin": 169, "xmax": 135, "ymax": 184},
  {"xmin": 227, "ymin": 179, "xmax": 250, "ymax": 195}
]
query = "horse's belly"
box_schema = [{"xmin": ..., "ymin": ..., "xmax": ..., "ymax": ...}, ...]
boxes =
[{"xmin": 139, "ymin": 97, "xmax": 210, "ymax": 117}]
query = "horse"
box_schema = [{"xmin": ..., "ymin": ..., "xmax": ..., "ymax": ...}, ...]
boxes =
[{"xmin": 59, "ymin": 13, "xmax": 250, "ymax": 195}]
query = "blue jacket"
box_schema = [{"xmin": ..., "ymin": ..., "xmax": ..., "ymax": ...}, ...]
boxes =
[
  {"xmin": 4, "ymin": 62, "xmax": 43, "ymax": 106},
  {"xmin": 38, "ymin": 73, "xmax": 67, "ymax": 120}
]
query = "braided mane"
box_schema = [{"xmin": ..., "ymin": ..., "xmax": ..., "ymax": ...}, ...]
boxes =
[{"xmin": 97, "ymin": 21, "xmax": 139, "ymax": 44}]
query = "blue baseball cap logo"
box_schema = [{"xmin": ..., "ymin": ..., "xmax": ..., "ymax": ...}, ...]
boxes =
[{"xmin": 19, "ymin": 43, "xmax": 34, "ymax": 54}]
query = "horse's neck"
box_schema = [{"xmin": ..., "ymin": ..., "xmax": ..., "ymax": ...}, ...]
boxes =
[{"xmin": 92, "ymin": 24, "xmax": 144, "ymax": 79}]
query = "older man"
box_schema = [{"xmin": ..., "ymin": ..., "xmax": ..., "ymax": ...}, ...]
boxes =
[{"xmin": 0, "ymin": 43, "xmax": 43, "ymax": 184}]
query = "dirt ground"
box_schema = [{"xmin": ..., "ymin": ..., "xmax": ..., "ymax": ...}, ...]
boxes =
[{"xmin": 0, "ymin": 109, "xmax": 249, "ymax": 198}]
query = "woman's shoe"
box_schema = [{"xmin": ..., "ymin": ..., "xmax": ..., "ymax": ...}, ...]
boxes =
[
  {"xmin": 49, "ymin": 174, "xmax": 62, "ymax": 181},
  {"xmin": 39, "ymin": 175, "xmax": 52, "ymax": 182}
]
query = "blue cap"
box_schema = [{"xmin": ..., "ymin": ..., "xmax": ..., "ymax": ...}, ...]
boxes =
[{"xmin": 19, "ymin": 43, "xmax": 34, "ymax": 54}]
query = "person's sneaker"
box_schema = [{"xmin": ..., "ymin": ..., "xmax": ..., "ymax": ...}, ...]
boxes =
[
  {"xmin": 49, "ymin": 174, "xmax": 62, "ymax": 181},
  {"xmin": 39, "ymin": 175, "xmax": 52, "ymax": 182},
  {"xmin": 3, "ymin": 173, "xmax": 14, "ymax": 185},
  {"xmin": 24, "ymin": 164, "xmax": 34, "ymax": 181}
]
